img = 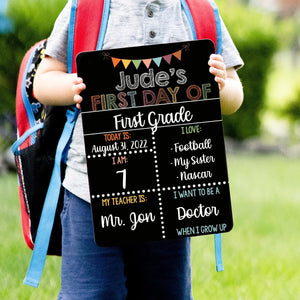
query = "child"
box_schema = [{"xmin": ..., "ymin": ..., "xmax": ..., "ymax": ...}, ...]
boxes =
[{"xmin": 33, "ymin": 0, "xmax": 244, "ymax": 299}]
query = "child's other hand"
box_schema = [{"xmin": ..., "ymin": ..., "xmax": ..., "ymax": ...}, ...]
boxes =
[
  {"xmin": 72, "ymin": 76, "xmax": 86, "ymax": 109},
  {"xmin": 208, "ymin": 54, "xmax": 227, "ymax": 91}
]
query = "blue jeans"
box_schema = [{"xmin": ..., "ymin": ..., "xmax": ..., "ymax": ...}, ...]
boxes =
[{"xmin": 58, "ymin": 189, "xmax": 193, "ymax": 300}]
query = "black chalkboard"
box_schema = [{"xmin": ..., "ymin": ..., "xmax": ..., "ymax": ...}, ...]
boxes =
[{"xmin": 76, "ymin": 40, "xmax": 233, "ymax": 246}]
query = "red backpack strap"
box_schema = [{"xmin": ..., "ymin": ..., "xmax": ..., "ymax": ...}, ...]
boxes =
[
  {"xmin": 181, "ymin": 0, "xmax": 222, "ymax": 54},
  {"xmin": 68, "ymin": 0, "xmax": 110, "ymax": 73}
]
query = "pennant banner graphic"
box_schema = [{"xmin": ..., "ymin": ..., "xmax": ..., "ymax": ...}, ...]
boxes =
[{"xmin": 109, "ymin": 48, "xmax": 184, "ymax": 70}]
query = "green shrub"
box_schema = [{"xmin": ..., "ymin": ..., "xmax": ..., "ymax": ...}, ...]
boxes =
[{"xmin": 218, "ymin": 1, "xmax": 279, "ymax": 140}]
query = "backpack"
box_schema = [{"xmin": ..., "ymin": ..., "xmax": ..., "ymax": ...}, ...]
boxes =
[
  {"xmin": 11, "ymin": 0, "xmax": 223, "ymax": 288},
  {"xmin": 11, "ymin": 39, "xmax": 66, "ymax": 256}
]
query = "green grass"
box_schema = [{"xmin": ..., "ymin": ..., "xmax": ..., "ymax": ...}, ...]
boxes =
[
  {"xmin": 0, "ymin": 173, "xmax": 61, "ymax": 299},
  {"xmin": 1, "ymin": 153, "xmax": 300, "ymax": 299},
  {"xmin": 192, "ymin": 154, "xmax": 300, "ymax": 300}
]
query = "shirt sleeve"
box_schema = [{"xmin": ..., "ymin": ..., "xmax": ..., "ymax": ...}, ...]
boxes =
[
  {"xmin": 44, "ymin": 1, "xmax": 70, "ymax": 66},
  {"xmin": 220, "ymin": 17, "xmax": 244, "ymax": 70}
]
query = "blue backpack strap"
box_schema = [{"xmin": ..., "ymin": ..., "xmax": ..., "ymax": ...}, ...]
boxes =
[
  {"xmin": 209, "ymin": 0, "xmax": 224, "ymax": 272},
  {"xmin": 208, "ymin": 0, "xmax": 222, "ymax": 55},
  {"xmin": 210, "ymin": 0, "xmax": 224, "ymax": 272},
  {"xmin": 23, "ymin": 107, "xmax": 78, "ymax": 287},
  {"xmin": 214, "ymin": 233, "xmax": 224, "ymax": 272},
  {"xmin": 182, "ymin": 0, "xmax": 224, "ymax": 272},
  {"xmin": 11, "ymin": 123, "xmax": 44, "ymax": 155},
  {"xmin": 96, "ymin": 0, "xmax": 110, "ymax": 50},
  {"xmin": 23, "ymin": 0, "xmax": 109, "ymax": 288}
]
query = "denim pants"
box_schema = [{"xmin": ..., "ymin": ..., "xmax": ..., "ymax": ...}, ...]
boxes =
[{"xmin": 58, "ymin": 189, "xmax": 193, "ymax": 300}]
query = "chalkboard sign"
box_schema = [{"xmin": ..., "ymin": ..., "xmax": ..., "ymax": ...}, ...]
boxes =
[{"xmin": 76, "ymin": 40, "xmax": 233, "ymax": 246}]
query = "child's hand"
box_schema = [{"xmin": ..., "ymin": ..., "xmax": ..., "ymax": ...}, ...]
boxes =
[
  {"xmin": 72, "ymin": 76, "xmax": 86, "ymax": 109},
  {"xmin": 208, "ymin": 54, "xmax": 227, "ymax": 91}
]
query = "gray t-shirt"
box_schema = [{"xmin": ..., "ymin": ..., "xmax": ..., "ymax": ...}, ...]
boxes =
[{"xmin": 45, "ymin": 0, "xmax": 244, "ymax": 202}]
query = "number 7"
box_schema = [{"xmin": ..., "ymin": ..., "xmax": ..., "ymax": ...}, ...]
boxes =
[{"xmin": 116, "ymin": 169, "xmax": 127, "ymax": 189}]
